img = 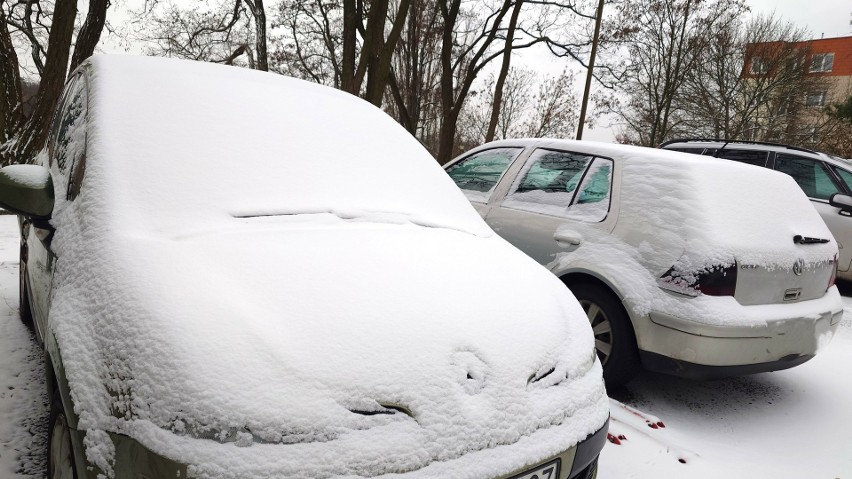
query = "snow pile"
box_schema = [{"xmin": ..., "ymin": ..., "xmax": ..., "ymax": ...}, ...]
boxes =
[{"xmin": 45, "ymin": 56, "xmax": 607, "ymax": 477}]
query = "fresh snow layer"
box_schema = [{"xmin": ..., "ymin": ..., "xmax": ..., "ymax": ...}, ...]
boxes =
[
  {"xmin": 600, "ymin": 301, "xmax": 852, "ymax": 479},
  {"xmin": 0, "ymin": 165, "xmax": 51, "ymax": 189},
  {"xmin": 4, "ymin": 214, "xmax": 852, "ymax": 478},
  {"xmin": 39, "ymin": 56, "xmax": 608, "ymax": 477}
]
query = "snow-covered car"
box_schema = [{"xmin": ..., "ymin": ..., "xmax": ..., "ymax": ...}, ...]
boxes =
[
  {"xmin": 660, "ymin": 139, "xmax": 852, "ymax": 282},
  {"xmin": 0, "ymin": 57, "xmax": 608, "ymax": 479},
  {"xmin": 444, "ymin": 139, "xmax": 844, "ymax": 387}
]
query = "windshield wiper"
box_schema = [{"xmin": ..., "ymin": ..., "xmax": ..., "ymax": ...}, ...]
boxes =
[{"xmin": 793, "ymin": 235, "xmax": 830, "ymax": 244}]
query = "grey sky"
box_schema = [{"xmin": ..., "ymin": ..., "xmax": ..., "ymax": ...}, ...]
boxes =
[{"xmin": 748, "ymin": 0, "xmax": 851, "ymax": 40}]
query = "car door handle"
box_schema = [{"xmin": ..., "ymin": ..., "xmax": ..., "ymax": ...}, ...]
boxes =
[
  {"xmin": 840, "ymin": 209, "xmax": 852, "ymax": 217},
  {"xmin": 554, "ymin": 230, "xmax": 583, "ymax": 246}
]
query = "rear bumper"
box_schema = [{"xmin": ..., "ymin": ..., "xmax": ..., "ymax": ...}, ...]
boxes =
[
  {"xmin": 630, "ymin": 289, "xmax": 843, "ymax": 376},
  {"xmin": 639, "ymin": 350, "xmax": 814, "ymax": 380}
]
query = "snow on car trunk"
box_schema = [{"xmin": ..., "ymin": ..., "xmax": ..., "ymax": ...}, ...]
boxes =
[
  {"xmin": 45, "ymin": 56, "xmax": 607, "ymax": 477},
  {"xmin": 617, "ymin": 153, "xmax": 835, "ymax": 305},
  {"xmin": 551, "ymin": 143, "xmax": 838, "ymax": 326}
]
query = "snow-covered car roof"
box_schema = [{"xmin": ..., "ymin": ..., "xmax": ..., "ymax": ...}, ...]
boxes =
[
  {"xmin": 46, "ymin": 56, "xmax": 608, "ymax": 477},
  {"xmin": 460, "ymin": 139, "xmax": 834, "ymax": 267}
]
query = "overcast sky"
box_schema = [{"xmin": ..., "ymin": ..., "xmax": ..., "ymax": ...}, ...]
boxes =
[
  {"xmin": 748, "ymin": 0, "xmax": 851, "ymax": 40},
  {"xmin": 583, "ymin": 0, "xmax": 852, "ymax": 142},
  {"xmin": 97, "ymin": 0, "xmax": 852, "ymax": 144}
]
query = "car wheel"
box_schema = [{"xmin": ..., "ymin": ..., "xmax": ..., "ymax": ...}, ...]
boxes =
[
  {"xmin": 570, "ymin": 283, "xmax": 639, "ymax": 388},
  {"xmin": 19, "ymin": 258, "xmax": 33, "ymax": 325},
  {"xmin": 48, "ymin": 394, "xmax": 77, "ymax": 479}
]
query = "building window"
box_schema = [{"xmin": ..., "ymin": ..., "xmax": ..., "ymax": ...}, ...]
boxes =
[
  {"xmin": 809, "ymin": 53, "xmax": 834, "ymax": 73},
  {"xmin": 750, "ymin": 57, "xmax": 769, "ymax": 74},
  {"xmin": 805, "ymin": 90, "xmax": 827, "ymax": 107}
]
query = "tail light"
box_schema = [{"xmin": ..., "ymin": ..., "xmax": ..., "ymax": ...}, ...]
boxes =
[{"xmin": 658, "ymin": 263, "xmax": 738, "ymax": 297}]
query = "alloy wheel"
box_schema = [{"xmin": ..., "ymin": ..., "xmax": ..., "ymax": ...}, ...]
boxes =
[{"xmin": 580, "ymin": 300, "xmax": 613, "ymax": 366}]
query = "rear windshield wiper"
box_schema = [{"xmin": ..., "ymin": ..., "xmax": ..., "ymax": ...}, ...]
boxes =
[{"xmin": 793, "ymin": 235, "xmax": 830, "ymax": 244}]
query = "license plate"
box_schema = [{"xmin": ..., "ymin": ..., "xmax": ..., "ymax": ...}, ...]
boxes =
[{"xmin": 507, "ymin": 459, "xmax": 560, "ymax": 479}]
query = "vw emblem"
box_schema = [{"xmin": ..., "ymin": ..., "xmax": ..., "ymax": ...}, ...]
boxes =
[{"xmin": 792, "ymin": 258, "xmax": 805, "ymax": 276}]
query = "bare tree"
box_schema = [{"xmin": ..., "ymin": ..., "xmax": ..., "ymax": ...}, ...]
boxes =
[
  {"xmin": 133, "ymin": 0, "xmax": 268, "ymax": 70},
  {"xmin": 484, "ymin": 0, "xmax": 523, "ymax": 142},
  {"xmin": 599, "ymin": 0, "xmax": 747, "ymax": 146},
  {"xmin": 1, "ymin": 0, "xmax": 110, "ymax": 165},
  {"xmin": 519, "ymin": 68, "xmax": 578, "ymax": 137},
  {"xmin": 457, "ymin": 67, "xmax": 577, "ymax": 147},
  {"xmin": 384, "ymin": 0, "xmax": 444, "ymax": 141},
  {"xmin": 274, "ymin": 0, "xmax": 410, "ymax": 106},
  {"xmin": 678, "ymin": 14, "xmax": 821, "ymax": 141}
]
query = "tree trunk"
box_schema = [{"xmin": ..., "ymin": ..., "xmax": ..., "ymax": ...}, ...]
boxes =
[
  {"xmin": 485, "ymin": 0, "xmax": 523, "ymax": 142},
  {"xmin": 9, "ymin": 0, "xmax": 78, "ymax": 164},
  {"xmin": 365, "ymin": 0, "xmax": 411, "ymax": 106},
  {"xmin": 70, "ymin": 0, "xmax": 109, "ymax": 72},
  {"xmin": 437, "ymin": 0, "xmax": 461, "ymax": 164},
  {"xmin": 341, "ymin": 0, "xmax": 357, "ymax": 93},
  {"xmin": 0, "ymin": 9, "xmax": 23, "ymax": 147},
  {"xmin": 244, "ymin": 0, "xmax": 268, "ymax": 71}
]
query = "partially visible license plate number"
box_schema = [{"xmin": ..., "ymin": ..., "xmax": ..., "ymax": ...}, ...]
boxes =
[{"xmin": 508, "ymin": 459, "xmax": 560, "ymax": 479}]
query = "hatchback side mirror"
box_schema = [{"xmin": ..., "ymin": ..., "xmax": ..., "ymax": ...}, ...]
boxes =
[
  {"xmin": 829, "ymin": 193, "xmax": 852, "ymax": 212},
  {"xmin": 0, "ymin": 165, "xmax": 54, "ymax": 219}
]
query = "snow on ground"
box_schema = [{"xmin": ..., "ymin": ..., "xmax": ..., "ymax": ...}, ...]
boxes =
[
  {"xmin": 0, "ymin": 213, "xmax": 47, "ymax": 478},
  {"xmin": 0, "ymin": 210, "xmax": 850, "ymax": 477},
  {"xmin": 601, "ymin": 297, "xmax": 852, "ymax": 478}
]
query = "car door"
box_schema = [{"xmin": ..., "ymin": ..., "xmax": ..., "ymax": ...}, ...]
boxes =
[
  {"xmin": 773, "ymin": 153, "xmax": 852, "ymax": 273},
  {"xmin": 703, "ymin": 149, "xmax": 770, "ymax": 167},
  {"xmin": 24, "ymin": 73, "xmax": 88, "ymax": 339},
  {"xmin": 483, "ymin": 148, "xmax": 617, "ymax": 268}
]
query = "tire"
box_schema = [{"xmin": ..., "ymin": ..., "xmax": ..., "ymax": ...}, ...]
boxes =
[
  {"xmin": 48, "ymin": 394, "xmax": 78, "ymax": 479},
  {"xmin": 570, "ymin": 283, "xmax": 640, "ymax": 389},
  {"xmin": 19, "ymin": 258, "xmax": 33, "ymax": 326}
]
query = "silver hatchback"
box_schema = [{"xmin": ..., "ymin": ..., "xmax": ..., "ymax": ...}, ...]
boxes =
[{"xmin": 446, "ymin": 139, "xmax": 844, "ymax": 387}]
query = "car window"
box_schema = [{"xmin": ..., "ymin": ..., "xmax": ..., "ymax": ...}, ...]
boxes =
[
  {"xmin": 445, "ymin": 147, "xmax": 522, "ymax": 202},
  {"xmin": 48, "ymin": 74, "xmax": 88, "ymax": 199},
  {"xmin": 774, "ymin": 153, "xmax": 841, "ymax": 200},
  {"xmin": 709, "ymin": 149, "xmax": 768, "ymax": 167},
  {"xmin": 831, "ymin": 165, "xmax": 852, "ymax": 192},
  {"xmin": 566, "ymin": 157, "xmax": 613, "ymax": 222},
  {"xmin": 503, "ymin": 149, "xmax": 612, "ymax": 222},
  {"xmin": 666, "ymin": 147, "xmax": 704, "ymax": 155}
]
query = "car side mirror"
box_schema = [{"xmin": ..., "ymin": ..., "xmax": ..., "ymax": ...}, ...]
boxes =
[
  {"xmin": 0, "ymin": 164, "xmax": 54, "ymax": 219},
  {"xmin": 829, "ymin": 193, "xmax": 852, "ymax": 212}
]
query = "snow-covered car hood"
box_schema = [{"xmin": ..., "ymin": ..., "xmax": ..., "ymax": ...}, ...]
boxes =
[
  {"xmin": 50, "ymin": 215, "xmax": 606, "ymax": 477},
  {"xmin": 43, "ymin": 55, "xmax": 607, "ymax": 477}
]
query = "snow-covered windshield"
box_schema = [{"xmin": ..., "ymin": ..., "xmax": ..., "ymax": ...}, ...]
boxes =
[{"xmin": 86, "ymin": 55, "xmax": 490, "ymax": 237}]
